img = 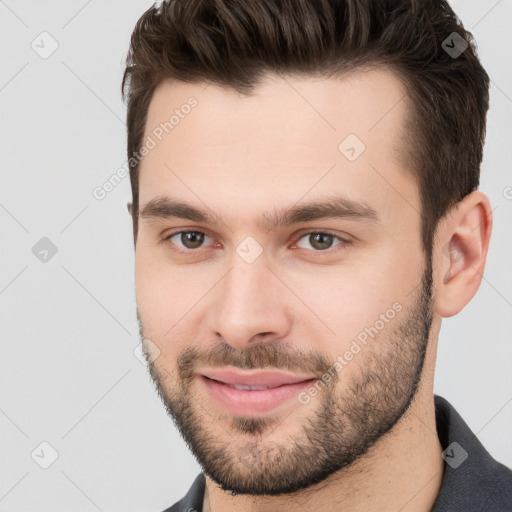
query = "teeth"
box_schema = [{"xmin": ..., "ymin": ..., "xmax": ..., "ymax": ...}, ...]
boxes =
[{"xmin": 228, "ymin": 384, "xmax": 270, "ymax": 390}]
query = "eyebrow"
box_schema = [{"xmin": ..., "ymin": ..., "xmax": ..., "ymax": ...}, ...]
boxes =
[{"xmin": 139, "ymin": 195, "xmax": 379, "ymax": 231}]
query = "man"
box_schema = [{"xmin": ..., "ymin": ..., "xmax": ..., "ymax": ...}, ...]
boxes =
[{"xmin": 122, "ymin": 0, "xmax": 512, "ymax": 510}]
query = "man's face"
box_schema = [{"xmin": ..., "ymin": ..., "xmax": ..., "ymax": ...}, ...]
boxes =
[{"xmin": 134, "ymin": 69, "xmax": 434, "ymax": 495}]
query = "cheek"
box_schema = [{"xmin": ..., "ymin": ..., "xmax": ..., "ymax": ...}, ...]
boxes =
[
  {"xmin": 135, "ymin": 248, "xmax": 181, "ymax": 338},
  {"xmin": 286, "ymin": 258, "xmax": 412, "ymax": 350},
  {"xmin": 135, "ymin": 249, "xmax": 213, "ymax": 348}
]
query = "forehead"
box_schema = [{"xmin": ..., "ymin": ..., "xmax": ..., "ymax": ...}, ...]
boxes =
[
  {"xmin": 143, "ymin": 67, "xmax": 409, "ymax": 155},
  {"xmin": 138, "ymin": 68, "xmax": 417, "ymax": 226}
]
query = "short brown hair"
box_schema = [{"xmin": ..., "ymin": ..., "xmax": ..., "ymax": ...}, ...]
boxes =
[{"xmin": 122, "ymin": 0, "xmax": 490, "ymax": 253}]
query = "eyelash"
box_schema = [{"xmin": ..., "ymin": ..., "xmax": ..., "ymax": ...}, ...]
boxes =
[{"xmin": 162, "ymin": 229, "xmax": 351, "ymax": 256}]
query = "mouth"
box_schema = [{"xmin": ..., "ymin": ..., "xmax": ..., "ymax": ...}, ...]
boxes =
[
  {"xmin": 200, "ymin": 368, "xmax": 317, "ymax": 388},
  {"xmin": 198, "ymin": 369, "xmax": 317, "ymax": 416},
  {"xmin": 206, "ymin": 379, "xmax": 283, "ymax": 391}
]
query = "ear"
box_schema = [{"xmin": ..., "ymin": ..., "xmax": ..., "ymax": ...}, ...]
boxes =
[
  {"xmin": 127, "ymin": 202, "xmax": 133, "ymax": 216},
  {"xmin": 433, "ymin": 190, "xmax": 493, "ymax": 317}
]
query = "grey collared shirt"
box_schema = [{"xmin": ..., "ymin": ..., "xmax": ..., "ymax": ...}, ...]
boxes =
[{"xmin": 162, "ymin": 395, "xmax": 512, "ymax": 511}]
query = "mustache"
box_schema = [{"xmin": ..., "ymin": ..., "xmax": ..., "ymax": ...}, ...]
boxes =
[{"xmin": 177, "ymin": 341, "xmax": 334, "ymax": 381}]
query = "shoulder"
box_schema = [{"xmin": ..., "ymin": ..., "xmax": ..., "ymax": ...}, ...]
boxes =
[{"xmin": 432, "ymin": 395, "xmax": 512, "ymax": 511}]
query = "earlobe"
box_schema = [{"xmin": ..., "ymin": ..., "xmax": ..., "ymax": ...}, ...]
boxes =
[
  {"xmin": 127, "ymin": 202, "xmax": 133, "ymax": 216},
  {"xmin": 434, "ymin": 190, "xmax": 493, "ymax": 318}
]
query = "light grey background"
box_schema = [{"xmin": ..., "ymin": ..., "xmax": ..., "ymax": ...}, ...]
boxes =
[{"xmin": 1, "ymin": 1, "xmax": 511, "ymax": 511}]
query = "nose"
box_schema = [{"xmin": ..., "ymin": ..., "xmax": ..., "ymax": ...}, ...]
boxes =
[{"xmin": 207, "ymin": 256, "xmax": 293, "ymax": 350}]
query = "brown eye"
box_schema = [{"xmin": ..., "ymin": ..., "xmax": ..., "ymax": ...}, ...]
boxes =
[
  {"xmin": 165, "ymin": 231, "xmax": 211, "ymax": 250},
  {"xmin": 295, "ymin": 232, "xmax": 345, "ymax": 251},
  {"xmin": 181, "ymin": 231, "xmax": 204, "ymax": 249}
]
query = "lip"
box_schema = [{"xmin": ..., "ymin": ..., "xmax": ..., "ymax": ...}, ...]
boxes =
[
  {"xmin": 200, "ymin": 368, "xmax": 316, "ymax": 388},
  {"xmin": 198, "ymin": 369, "xmax": 317, "ymax": 416}
]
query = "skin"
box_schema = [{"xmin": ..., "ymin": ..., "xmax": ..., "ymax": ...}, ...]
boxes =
[{"xmin": 132, "ymin": 68, "xmax": 492, "ymax": 512}]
